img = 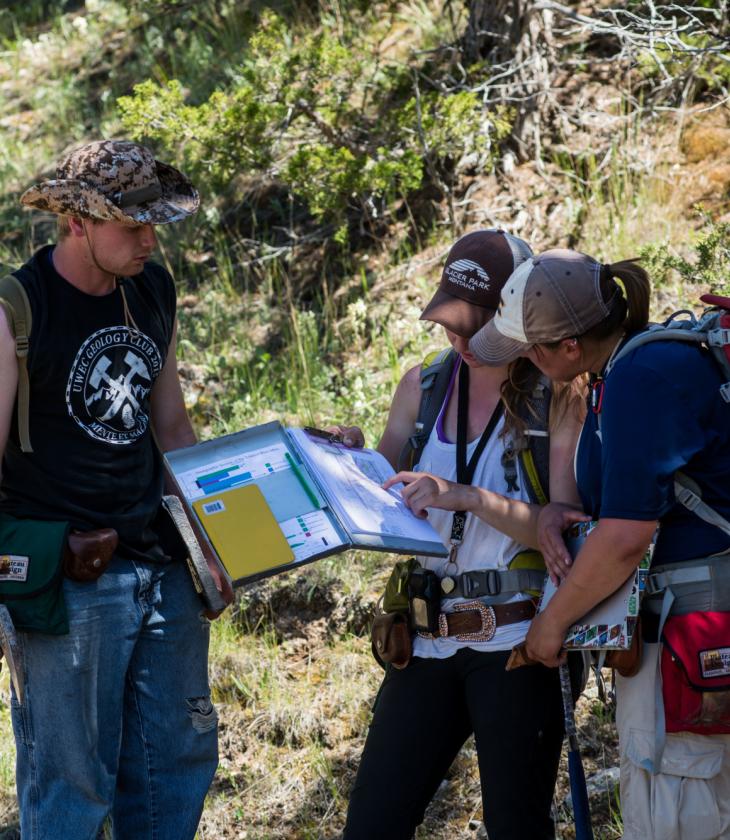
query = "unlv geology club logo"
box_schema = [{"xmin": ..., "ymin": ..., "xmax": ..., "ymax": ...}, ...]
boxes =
[{"xmin": 66, "ymin": 326, "xmax": 163, "ymax": 444}]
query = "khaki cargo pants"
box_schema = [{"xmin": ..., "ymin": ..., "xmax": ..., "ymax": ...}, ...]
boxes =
[{"xmin": 616, "ymin": 643, "xmax": 730, "ymax": 839}]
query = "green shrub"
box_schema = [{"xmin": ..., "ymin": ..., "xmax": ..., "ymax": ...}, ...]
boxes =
[
  {"xmin": 117, "ymin": 9, "xmax": 511, "ymax": 229},
  {"xmin": 640, "ymin": 219, "xmax": 730, "ymax": 293}
]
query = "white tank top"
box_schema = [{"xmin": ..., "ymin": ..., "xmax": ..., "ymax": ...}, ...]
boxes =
[{"xmin": 412, "ymin": 404, "xmax": 534, "ymax": 658}]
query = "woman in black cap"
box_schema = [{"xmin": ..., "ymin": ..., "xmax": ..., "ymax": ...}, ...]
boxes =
[{"xmin": 337, "ymin": 230, "xmax": 586, "ymax": 840}]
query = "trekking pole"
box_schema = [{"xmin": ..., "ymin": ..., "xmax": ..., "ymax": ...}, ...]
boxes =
[{"xmin": 559, "ymin": 661, "xmax": 594, "ymax": 840}]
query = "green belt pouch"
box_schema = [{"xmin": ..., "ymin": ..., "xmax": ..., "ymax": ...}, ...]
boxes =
[{"xmin": 0, "ymin": 514, "xmax": 70, "ymax": 635}]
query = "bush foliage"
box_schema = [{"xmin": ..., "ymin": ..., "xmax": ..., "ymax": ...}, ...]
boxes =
[{"xmin": 118, "ymin": 8, "xmax": 511, "ymax": 233}]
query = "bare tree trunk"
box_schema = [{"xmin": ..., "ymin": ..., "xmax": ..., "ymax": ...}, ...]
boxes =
[{"xmin": 464, "ymin": 0, "xmax": 560, "ymax": 162}]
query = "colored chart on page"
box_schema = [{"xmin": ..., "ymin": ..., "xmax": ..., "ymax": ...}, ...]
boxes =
[
  {"xmin": 279, "ymin": 510, "xmax": 343, "ymax": 562},
  {"xmin": 176, "ymin": 443, "xmax": 291, "ymax": 500}
]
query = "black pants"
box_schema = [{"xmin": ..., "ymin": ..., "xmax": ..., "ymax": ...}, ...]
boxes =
[{"xmin": 343, "ymin": 648, "xmax": 564, "ymax": 840}]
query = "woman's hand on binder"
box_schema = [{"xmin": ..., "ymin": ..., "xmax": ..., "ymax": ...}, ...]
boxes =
[
  {"xmin": 524, "ymin": 610, "xmax": 568, "ymax": 669},
  {"xmin": 383, "ymin": 471, "xmax": 471, "ymax": 519},
  {"xmin": 324, "ymin": 424, "xmax": 365, "ymax": 448},
  {"xmin": 537, "ymin": 503, "xmax": 590, "ymax": 585}
]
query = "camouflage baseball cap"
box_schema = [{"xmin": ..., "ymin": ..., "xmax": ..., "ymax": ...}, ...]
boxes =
[{"xmin": 20, "ymin": 140, "xmax": 199, "ymax": 226}]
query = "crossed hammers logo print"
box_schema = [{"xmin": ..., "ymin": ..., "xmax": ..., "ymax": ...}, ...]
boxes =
[{"xmin": 66, "ymin": 326, "xmax": 163, "ymax": 444}]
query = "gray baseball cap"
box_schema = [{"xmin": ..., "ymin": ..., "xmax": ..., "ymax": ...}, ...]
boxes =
[
  {"xmin": 469, "ymin": 249, "xmax": 619, "ymax": 364},
  {"xmin": 420, "ymin": 229, "xmax": 533, "ymax": 338}
]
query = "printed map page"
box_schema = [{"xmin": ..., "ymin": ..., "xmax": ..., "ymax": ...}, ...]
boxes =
[{"xmin": 288, "ymin": 428, "xmax": 443, "ymax": 545}]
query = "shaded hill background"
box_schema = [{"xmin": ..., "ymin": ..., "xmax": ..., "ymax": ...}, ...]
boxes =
[{"xmin": 0, "ymin": 1, "xmax": 728, "ymax": 837}]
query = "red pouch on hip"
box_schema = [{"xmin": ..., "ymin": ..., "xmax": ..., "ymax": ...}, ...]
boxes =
[{"xmin": 661, "ymin": 611, "xmax": 730, "ymax": 735}]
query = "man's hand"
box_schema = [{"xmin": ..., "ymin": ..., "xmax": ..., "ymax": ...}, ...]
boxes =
[
  {"xmin": 325, "ymin": 425, "xmax": 365, "ymax": 448},
  {"xmin": 383, "ymin": 471, "xmax": 472, "ymax": 519},
  {"xmin": 524, "ymin": 610, "xmax": 567, "ymax": 669},
  {"xmin": 537, "ymin": 503, "xmax": 591, "ymax": 585}
]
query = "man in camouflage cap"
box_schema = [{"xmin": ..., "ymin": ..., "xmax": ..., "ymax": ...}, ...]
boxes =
[{"xmin": 0, "ymin": 140, "xmax": 230, "ymax": 839}]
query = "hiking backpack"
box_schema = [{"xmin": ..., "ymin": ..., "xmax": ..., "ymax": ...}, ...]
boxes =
[
  {"xmin": 605, "ymin": 293, "xmax": 730, "ymax": 401},
  {"xmin": 397, "ymin": 347, "xmax": 551, "ymax": 505},
  {"xmin": 602, "ymin": 293, "xmax": 730, "ymax": 541},
  {"xmin": 0, "ymin": 271, "xmax": 33, "ymax": 453}
]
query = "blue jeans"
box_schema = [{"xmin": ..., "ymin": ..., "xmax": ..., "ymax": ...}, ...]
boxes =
[{"xmin": 10, "ymin": 556, "xmax": 218, "ymax": 840}]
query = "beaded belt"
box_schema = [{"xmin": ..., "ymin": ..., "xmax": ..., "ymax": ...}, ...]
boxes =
[{"xmin": 418, "ymin": 599, "xmax": 537, "ymax": 642}]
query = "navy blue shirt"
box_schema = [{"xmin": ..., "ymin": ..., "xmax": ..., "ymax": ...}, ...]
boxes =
[{"xmin": 576, "ymin": 338, "xmax": 730, "ymax": 566}]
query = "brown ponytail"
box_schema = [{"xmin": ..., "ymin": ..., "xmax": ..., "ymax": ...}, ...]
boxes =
[
  {"xmin": 582, "ymin": 258, "xmax": 650, "ymax": 341},
  {"xmin": 607, "ymin": 259, "xmax": 650, "ymax": 334}
]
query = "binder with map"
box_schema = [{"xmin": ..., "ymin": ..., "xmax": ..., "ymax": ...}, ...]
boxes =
[{"xmin": 164, "ymin": 421, "xmax": 448, "ymax": 586}]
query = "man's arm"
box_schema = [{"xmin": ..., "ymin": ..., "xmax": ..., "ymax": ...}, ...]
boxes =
[
  {"xmin": 150, "ymin": 319, "xmax": 234, "ymax": 614},
  {"xmin": 524, "ymin": 517, "xmax": 657, "ymax": 667},
  {"xmin": 0, "ymin": 309, "xmax": 18, "ymax": 479},
  {"xmin": 150, "ymin": 320, "xmax": 196, "ymax": 453}
]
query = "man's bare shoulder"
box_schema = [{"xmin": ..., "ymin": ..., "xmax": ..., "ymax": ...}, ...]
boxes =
[{"xmin": 0, "ymin": 306, "xmax": 15, "ymax": 356}]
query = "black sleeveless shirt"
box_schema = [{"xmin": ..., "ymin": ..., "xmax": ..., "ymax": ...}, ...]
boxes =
[{"xmin": 0, "ymin": 246, "xmax": 176, "ymax": 561}]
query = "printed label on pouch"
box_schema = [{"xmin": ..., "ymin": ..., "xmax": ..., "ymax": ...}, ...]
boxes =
[
  {"xmin": 700, "ymin": 648, "xmax": 730, "ymax": 679},
  {"xmin": 202, "ymin": 500, "xmax": 226, "ymax": 515},
  {"xmin": 0, "ymin": 555, "xmax": 30, "ymax": 582}
]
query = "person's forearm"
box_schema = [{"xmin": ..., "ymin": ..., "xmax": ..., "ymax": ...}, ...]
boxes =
[
  {"xmin": 155, "ymin": 415, "xmax": 197, "ymax": 454},
  {"xmin": 464, "ymin": 486, "xmax": 541, "ymax": 549},
  {"xmin": 541, "ymin": 523, "xmax": 647, "ymax": 629},
  {"xmin": 154, "ymin": 416, "xmax": 197, "ymax": 496}
]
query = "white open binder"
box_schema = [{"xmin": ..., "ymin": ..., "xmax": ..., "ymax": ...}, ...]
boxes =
[{"xmin": 164, "ymin": 421, "xmax": 448, "ymax": 587}]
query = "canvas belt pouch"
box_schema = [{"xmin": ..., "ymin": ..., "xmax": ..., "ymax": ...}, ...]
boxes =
[
  {"xmin": 370, "ymin": 558, "xmax": 418, "ymax": 669},
  {"xmin": 0, "ymin": 514, "xmax": 70, "ymax": 635}
]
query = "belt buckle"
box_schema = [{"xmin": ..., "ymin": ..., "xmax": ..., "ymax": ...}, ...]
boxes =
[{"xmin": 453, "ymin": 600, "xmax": 496, "ymax": 642}]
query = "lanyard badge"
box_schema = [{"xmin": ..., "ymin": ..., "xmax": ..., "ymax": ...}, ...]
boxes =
[{"xmin": 443, "ymin": 361, "xmax": 503, "ymax": 587}]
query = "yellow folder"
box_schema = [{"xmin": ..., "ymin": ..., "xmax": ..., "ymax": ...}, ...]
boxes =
[{"xmin": 192, "ymin": 484, "xmax": 293, "ymax": 580}]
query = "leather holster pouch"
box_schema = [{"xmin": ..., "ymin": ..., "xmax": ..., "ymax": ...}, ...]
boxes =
[
  {"xmin": 64, "ymin": 529, "xmax": 118, "ymax": 582},
  {"xmin": 605, "ymin": 616, "xmax": 642, "ymax": 677},
  {"xmin": 371, "ymin": 612, "xmax": 412, "ymax": 670}
]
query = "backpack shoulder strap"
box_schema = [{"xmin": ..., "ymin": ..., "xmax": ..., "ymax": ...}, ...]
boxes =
[
  {"xmin": 516, "ymin": 375, "xmax": 551, "ymax": 506},
  {"xmin": 605, "ymin": 324, "xmax": 705, "ymax": 377},
  {"xmin": 396, "ymin": 347, "xmax": 457, "ymax": 472},
  {"xmin": 674, "ymin": 471, "xmax": 730, "ymax": 540},
  {"xmin": 600, "ymin": 321, "xmax": 730, "ymax": 537},
  {"xmin": 0, "ymin": 273, "xmax": 33, "ymax": 453}
]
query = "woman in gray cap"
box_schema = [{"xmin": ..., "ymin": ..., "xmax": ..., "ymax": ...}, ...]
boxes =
[
  {"xmin": 338, "ymin": 230, "xmax": 586, "ymax": 840},
  {"xmin": 469, "ymin": 248, "xmax": 730, "ymax": 840}
]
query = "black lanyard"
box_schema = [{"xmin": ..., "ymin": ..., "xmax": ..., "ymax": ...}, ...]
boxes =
[{"xmin": 450, "ymin": 361, "xmax": 504, "ymax": 547}]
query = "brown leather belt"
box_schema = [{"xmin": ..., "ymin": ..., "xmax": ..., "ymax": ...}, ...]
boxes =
[{"xmin": 420, "ymin": 599, "xmax": 536, "ymax": 642}]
